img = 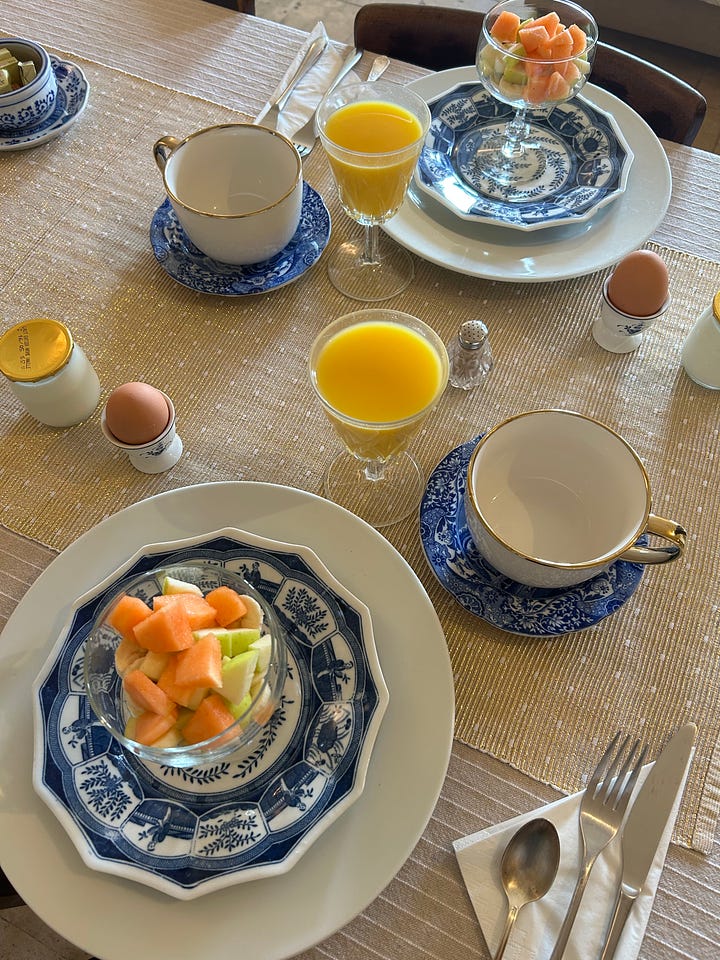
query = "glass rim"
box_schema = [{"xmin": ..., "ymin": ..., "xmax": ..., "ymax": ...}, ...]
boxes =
[
  {"xmin": 481, "ymin": 0, "xmax": 599, "ymax": 61},
  {"xmin": 308, "ymin": 313, "xmax": 449, "ymax": 431},
  {"xmin": 317, "ymin": 81, "xmax": 431, "ymax": 160}
]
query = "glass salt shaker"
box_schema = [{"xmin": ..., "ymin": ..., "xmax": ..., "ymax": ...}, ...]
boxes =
[
  {"xmin": 681, "ymin": 290, "xmax": 720, "ymax": 390},
  {"xmin": 448, "ymin": 319, "xmax": 494, "ymax": 390},
  {"xmin": 0, "ymin": 318, "xmax": 101, "ymax": 426}
]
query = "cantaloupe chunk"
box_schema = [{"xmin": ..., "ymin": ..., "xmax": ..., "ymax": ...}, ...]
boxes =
[
  {"xmin": 546, "ymin": 70, "xmax": 571, "ymax": 100},
  {"xmin": 134, "ymin": 707, "xmax": 179, "ymax": 746},
  {"xmin": 107, "ymin": 594, "xmax": 153, "ymax": 641},
  {"xmin": 518, "ymin": 23, "xmax": 550, "ymax": 53},
  {"xmin": 205, "ymin": 586, "xmax": 248, "ymax": 628},
  {"xmin": 175, "ymin": 632, "xmax": 222, "ymax": 689},
  {"xmin": 490, "ymin": 9, "xmax": 521, "ymax": 44},
  {"xmin": 133, "ymin": 601, "xmax": 195, "ymax": 652},
  {"xmin": 531, "ymin": 11, "xmax": 561, "ymax": 35},
  {"xmin": 549, "ymin": 28, "xmax": 573, "ymax": 60},
  {"xmin": 182, "ymin": 692, "xmax": 236, "ymax": 744},
  {"xmin": 568, "ymin": 22, "xmax": 587, "ymax": 55},
  {"xmin": 152, "ymin": 593, "xmax": 219, "ymax": 630},
  {"xmin": 157, "ymin": 658, "xmax": 209, "ymax": 710},
  {"xmin": 526, "ymin": 73, "xmax": 551, "ymax": 103},
  {"xmin": 124, "ymin": 668, "xmax": 174, "ymax": 716}
]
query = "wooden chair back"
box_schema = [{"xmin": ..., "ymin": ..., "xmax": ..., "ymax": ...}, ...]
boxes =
[
  {"xmin": 205, "ymin": 0, "xmax": 255, "ymax": 14},
  {"xmin": 354, "ymin": 3, "xmax": 707, "ymax": 145}
]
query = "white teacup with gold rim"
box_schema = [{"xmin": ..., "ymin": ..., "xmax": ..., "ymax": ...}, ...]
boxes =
[
  {"xmin": 464, "ymin": 409, "xmax": 686, "ymax": 589},
  {"xmin": 153, "ymin": 123, "xmax": 303, "ymax": 266}
]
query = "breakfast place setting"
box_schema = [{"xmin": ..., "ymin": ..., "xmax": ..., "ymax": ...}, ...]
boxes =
[{"xmin": 1, "ymin": 1, "xmax": 719, "ymax": 959}]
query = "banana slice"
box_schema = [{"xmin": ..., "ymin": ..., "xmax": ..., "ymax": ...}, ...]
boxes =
[{"xmin": 239, "ymin": 595, "xmax": 263, "ymax": 630}]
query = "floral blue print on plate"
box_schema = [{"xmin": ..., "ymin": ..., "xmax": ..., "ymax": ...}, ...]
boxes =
[
  {"xmin": 415, "ymin": 82, "xmax": 633, "ymax": 230},
  {"xmin": 33, "ymin": 529, "xmax": 387, "ymax": 897}
]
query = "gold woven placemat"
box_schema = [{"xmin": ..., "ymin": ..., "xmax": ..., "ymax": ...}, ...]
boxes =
[{"xmin": 1, "ymin": 56, "xmax": 719, "ymax": 852}]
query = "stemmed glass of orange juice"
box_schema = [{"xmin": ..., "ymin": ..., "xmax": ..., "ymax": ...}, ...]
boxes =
[
  {"xmin": 317, "ymin": 80, "xmax": 431, "ymax": 302},
  {"xmin": 309, "ymin": 309, "xmax": 449, "ymax": 528}
]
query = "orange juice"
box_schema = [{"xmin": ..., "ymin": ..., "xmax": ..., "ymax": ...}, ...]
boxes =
[
  {"xmin": 323, "ymin": 100, "xmax": 425, "ymax": 222},
  {"xmin": 314, "ymin": 320, "xmax": 446, "ymax": 460}
]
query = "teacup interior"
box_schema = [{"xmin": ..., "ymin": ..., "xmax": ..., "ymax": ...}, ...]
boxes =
[
  {"xmin": 471, "ymin": 411, "xmax": 649, "ymax": 564},
  {"xmin": 165, "ymin": 126, "xmax": 299, "ymax": 217}
]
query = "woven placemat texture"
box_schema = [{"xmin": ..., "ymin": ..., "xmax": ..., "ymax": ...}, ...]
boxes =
[{"xmin": 1, "ymin": 56, "xmax": 719, "ymax": 853}]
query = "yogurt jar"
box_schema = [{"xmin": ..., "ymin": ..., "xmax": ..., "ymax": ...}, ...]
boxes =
[
  {"xmin": 0, "ymin": 318, "xmax": 101, "ymax": 426},
  {"xmin": 681, "ymin": 291, "xmax": 720, "ymax": 390}
]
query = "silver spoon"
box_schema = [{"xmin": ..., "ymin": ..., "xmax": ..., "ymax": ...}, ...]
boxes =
[
  {"xmin": 494, "ymin": 818, "xmax": 561, "ymax": 960},
  {"xmin": 367, "ymin": 55, "xmax": 390, "ymax": 82}
]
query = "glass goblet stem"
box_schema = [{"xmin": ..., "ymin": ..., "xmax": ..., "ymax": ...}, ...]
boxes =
[
  {"xmin": 501, "ymin": 106, "xmax": 530, "ymax": 159},
  {"xmin": 362, "ymin": 224, "xmax": 381, "ymax": 266},
  {"xmin": 364, "ymin": 458, "xmax": 386, "ymax": 481}
]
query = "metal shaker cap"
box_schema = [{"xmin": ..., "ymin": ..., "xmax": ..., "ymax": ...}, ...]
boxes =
[{"xmin": 458, "ymin": 319, "xmax": 489, "ymax": 350}]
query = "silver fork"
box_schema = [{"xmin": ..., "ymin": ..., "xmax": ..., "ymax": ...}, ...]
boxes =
[{"xmin": 548, "ymin": 732, "xmax": 648, "ymax": 960}]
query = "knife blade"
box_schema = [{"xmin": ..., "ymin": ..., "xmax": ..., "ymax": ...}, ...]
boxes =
[
  {"xmin": 598, "ymin": 722, "xmax": 697, "ymax": 960},
  {"xmin": 291, "ymin": 45, "xmax": 363, "ymax": 151},
  {"xmin": 255, "ymin": 33, "xmax": 328, "ymax": 131}
]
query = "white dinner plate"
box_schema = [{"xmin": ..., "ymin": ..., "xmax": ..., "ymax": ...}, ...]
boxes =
[
  {"xmin": 0, "ymin": 482, "xmax": 454, "ymax": 960},
  {"xmin": 384, "ymin": 69, "xmax": 671, "ymax": 282}
]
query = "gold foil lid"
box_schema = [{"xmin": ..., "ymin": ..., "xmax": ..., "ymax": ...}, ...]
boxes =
[{"xmin": 0, "ymin": 319, "xmax": 73, "ymax": 382}]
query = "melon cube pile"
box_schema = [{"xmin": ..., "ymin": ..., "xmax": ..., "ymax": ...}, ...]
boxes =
[
  {"xmin": 108, "ymin": 575, "xmax": 277, "ymax": 749},
  {"xmin": 478, "ymin": 9, "xmax": 591, "ymax": 104}
]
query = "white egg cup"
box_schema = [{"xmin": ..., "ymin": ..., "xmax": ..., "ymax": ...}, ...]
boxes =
[
  {"xmin": 101, "ymin": 391, "xmax": 183, "ymax": 474},
  {"xmin": 592, "ymin": 277, "xmax": 671, "ymax": 353}
]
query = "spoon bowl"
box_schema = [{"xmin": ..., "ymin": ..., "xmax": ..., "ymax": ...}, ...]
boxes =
[{"xmin": 494, "ymin": 817, "xmax": 561, "ymax": 960}]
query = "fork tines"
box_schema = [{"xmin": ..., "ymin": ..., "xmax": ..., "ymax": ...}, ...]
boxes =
[{"xmin": 589, "ymin": 732, "xmax": 649, "ymax": 813}]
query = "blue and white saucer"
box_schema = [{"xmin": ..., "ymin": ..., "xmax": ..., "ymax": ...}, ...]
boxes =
[
  {"xmin": 150, "ymin": 182, "xmax": 331, "ymax": 296},
  {"xmin": 415, "ymin": 82, "xmax": 633, "ymax": 231},
  {"xmin": 0, "ymin": 57, "xmax": 89, "ymax": 152},
  {"xmin": 33, "ymin": 528, "xmax": 388, "ymax": 898},
  {"xmin": 419, "ymin": 438, "xmax": 645, "ymax": 637}
]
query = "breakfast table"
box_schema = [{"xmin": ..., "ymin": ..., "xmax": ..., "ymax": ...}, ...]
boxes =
[{"xmin": 1, "ymin": 1, "xmax": 720, "ymax": 959}]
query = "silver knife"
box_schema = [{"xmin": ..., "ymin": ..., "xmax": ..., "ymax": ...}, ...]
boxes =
[
  {"xmin": 599, "ymin": 722, "xmax": 697, "ymax": 960},
  {"xmin": 256, "ymin": 33, "xmax": 328, "ymax": 131},
  {"xmin": 292, "ymin": 45, "xmax": 364, "ymax": 151}
]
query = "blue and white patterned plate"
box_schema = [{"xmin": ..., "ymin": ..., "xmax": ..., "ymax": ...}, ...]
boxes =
[
  {"xmin": 32, "ymin": 527, "xmax": 388, "ymax": 898},
  {"xmin": 415, "ymin": 82, "xmax": 633, "ymax": 231},
  {"xmin": 0, "ymin": 56, "xmax": 89, "ymax": 152},
  {"xmin": 150, "ymin": 182, "xmax": 331, "ymax": 296},
  {"xmin": 419, "ymin": 438, "xmax": 645, "ymax": 636}
]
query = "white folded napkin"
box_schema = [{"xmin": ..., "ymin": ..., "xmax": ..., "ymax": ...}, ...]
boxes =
[
  {"xmin": 454, "ymin": 760, "xmax": 689, "ymax": 960},
  {"xmin": 255, "ymin": 22, "xmax": 358, "ymax": 140}
]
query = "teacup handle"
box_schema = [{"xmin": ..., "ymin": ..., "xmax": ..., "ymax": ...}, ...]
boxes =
[
  {"xmin": 620, "ymin": 514, "xmax": 687, "ymax": 565},
  {"xmin": 153, "ymin": 135, "xmax": 181, "ymax": 173}
]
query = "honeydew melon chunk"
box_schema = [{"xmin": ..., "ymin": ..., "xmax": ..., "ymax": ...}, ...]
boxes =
[
  {"xmin": 139, "ymin": 650, "xmax": 171, "ymax": 681},
  {"xmin": 193, "ymin": 626, "xmax": 261, "ymax": 657},
  {"xmin": 228, "ymin": 692, "xmax": 253, "ymax": 720},
  {"xmin": 238, "ymin": 595, "xmax": 263, "ymax": 630},
  {"xmin": 218, "ymin": 649, "xmax": 259, "ymax": 705},
  {"xmin": 249, "ymin": 634, "xmax": 272, "ymax": 675},
  {"xmin": 125, "ymin": 716, "xmax": 137, "ymax": 740},
  {"xmin": 161, "ymin": 575, "xmax": 203, "ymax": 597},
  {"xmin": 151, "ymin": 726, "xmax": 183, "ymax": 748}
]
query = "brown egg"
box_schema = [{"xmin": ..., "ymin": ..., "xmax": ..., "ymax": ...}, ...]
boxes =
[
  {"xmin": 606, "ymin": 250, "xmax": 669, "ymax": 317},
  {"xmin": 105, "ymin": 382, "xmax": 170, "ymax": 445}
]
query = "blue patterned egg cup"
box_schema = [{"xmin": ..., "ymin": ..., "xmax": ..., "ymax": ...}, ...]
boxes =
[
  {"xmin": 32, "ymin": 528, "xmax": 388, "ymax": 897},
  {"xmin": 0, "ymin": 38, "xmax": 57, "ymax": 132},
  {"xmin": 592, "ymin": 275, "xmax": 671, "ymax": 353}
]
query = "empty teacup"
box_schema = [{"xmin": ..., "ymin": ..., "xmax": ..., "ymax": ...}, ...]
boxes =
[
  {"xmin": 153, "ymin": 123, "xmax": 303, "ymax": 265},
  {"xmin": 464, "ymin": 409, "xmax": 686, "ymax": 589},
  {"xmin": 0, "ymin": 38, "xmax": 57, "ymax": 132}
]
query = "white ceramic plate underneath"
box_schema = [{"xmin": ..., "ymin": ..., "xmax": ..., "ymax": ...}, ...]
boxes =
[
  {"xmin": 0, "ymin": 481, "xmax": 454, "ymax": 960},
  {"xmin": 384, "ymin": 69, "xmax": 671, "ymax": 282}
]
